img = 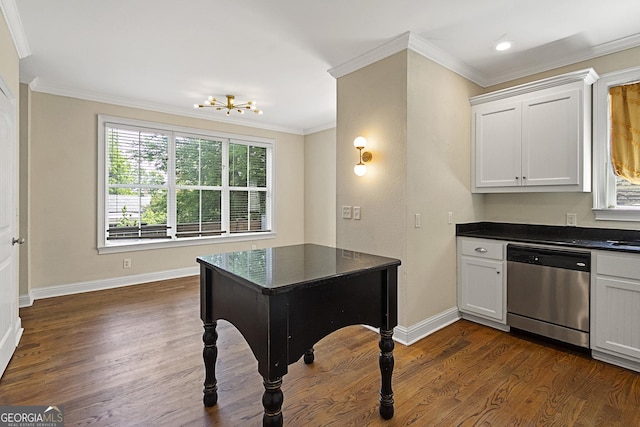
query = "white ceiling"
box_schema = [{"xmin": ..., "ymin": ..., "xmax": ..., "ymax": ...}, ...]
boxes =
[{"xmin": 9, "ymin": 0, "xmax": 640, "ymax": 134}]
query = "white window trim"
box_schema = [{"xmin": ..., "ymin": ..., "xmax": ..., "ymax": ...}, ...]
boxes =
[
  {"xmin": 592, "ymin": 66, "xmax": 640, "ymax": 221},
  {"xmin": 97, "ymin": 115, "xmax": 276, "ymax": 254}
]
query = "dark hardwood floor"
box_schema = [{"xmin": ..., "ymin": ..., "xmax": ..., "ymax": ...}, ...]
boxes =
[{"xmin": 1, "ymin": 276, "xmax": 638, "ymax": 426}]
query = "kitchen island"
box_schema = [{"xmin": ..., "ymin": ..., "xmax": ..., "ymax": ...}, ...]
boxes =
[{"xmin": 197, "ymin": 244, "xmax": 401, "ymax": 426}]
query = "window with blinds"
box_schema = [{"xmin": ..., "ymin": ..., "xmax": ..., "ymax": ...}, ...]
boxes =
[{"xmin": 99, "ymin": 116, "xmax": 273, "ymax": 249}]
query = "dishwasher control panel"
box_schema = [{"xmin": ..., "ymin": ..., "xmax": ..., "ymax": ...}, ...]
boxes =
[{"xmin": 507, "ymin": 245, "xmax": 590, "ymax": 272}]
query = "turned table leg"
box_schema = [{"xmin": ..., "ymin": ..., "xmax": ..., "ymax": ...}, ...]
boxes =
[
  {"xmin": 262, "ymin": 377, "xmax": 284, "ymax": 426},
  {"xmin": 203, "ymin": 321, "xmax": 218, "ymax": 407},
  {"xmin": 303, "ymin": 348, "xmax": 314, "ymax": 364},
  {"xmin": 379, "ymin": 328, "xmax": 394, "ymax": 419}
]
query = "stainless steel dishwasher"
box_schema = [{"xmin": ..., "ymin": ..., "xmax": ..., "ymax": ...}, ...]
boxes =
[{"xmin": 507, "ymin": 245, "xmax": 590, "ymax": 348}]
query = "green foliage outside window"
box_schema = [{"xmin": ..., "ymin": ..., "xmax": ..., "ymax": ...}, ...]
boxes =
[{"xmin": 106, "ymin": 124, "xmax": 269, "ymax": 241}]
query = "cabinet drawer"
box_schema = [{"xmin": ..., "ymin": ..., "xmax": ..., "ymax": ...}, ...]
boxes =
[
  {"xmin": 596, "ymin": 252, "xmax": 640, "ymax": 279},
  {"xmin": 460, "ymin": 239, "xmax": 504, "ymax": 260}
]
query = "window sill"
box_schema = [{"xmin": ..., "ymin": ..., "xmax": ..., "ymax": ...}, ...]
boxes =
[
  {"xmin": 593, "ymin": 208, "xmax": 640, "ymax": 222},
  {"xmin": 98, "ymin": 232, "xmax": 276, "ymax": 254}
]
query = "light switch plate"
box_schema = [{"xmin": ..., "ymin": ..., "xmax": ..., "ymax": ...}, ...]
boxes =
[
  {"xmin": 353, "ymin": 206, "xmax": 361, "ymax": 220},
  {"xmin": 342, "ymin": 206, "xmax": 352, "ymax": 219}
]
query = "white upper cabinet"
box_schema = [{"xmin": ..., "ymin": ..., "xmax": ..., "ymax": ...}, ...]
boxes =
[
  {"xmin": 471, "ymin": 69, "xmax": 598, "ymax": 193},
  {"xmin": 474, "ymin": 101, "xmax": 522, "ymax": 188}
]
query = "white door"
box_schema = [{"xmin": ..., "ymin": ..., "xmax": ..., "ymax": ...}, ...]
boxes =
[{"xmin": 0, "ymin": 81, "xmax": 21, "ymax": 377}]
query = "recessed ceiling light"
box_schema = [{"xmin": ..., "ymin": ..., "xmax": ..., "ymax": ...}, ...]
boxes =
[{"xmin": 494, "ymin": 41, "xmax": 513, "ymax": 52}]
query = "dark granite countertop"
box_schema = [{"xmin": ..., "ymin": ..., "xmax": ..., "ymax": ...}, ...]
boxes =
[{"xmin": 456, "ymin": 222, "xmax": 640, "ymax": 253}]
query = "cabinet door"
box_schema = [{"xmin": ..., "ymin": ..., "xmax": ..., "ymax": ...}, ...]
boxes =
[
  {"xmin": 522, "ymin": 89, "xmax": 580, "ymax": 186},
  {"xmin": 594, "ymin": 276, "xmax": 640, "ymax": 360},
  {"xmin": 473, "ymin": 102, "xmax": 522, "ymax": 188},
  {"xmin": 459, "ymin": 256, "xmax": 504, "ymax": 321}
]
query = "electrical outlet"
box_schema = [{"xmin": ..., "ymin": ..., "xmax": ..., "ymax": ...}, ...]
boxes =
[
  {"xmin": 566, "ymin": 213, "xmax": 577, "ymax": 226},
  {"xmin": 123, "ymin": 258, "xmax": 132, "ymax": 269},
  {"xmin": 415, "ymin": 213, "xmax": 421, "ymax": 228},
  {"xmin": 353, "ymin": 206, "xmax": 361, "ymax": 220},
  {"xmin": 342, "ymin": 206, "xmax": 352, "ymax": 219}
]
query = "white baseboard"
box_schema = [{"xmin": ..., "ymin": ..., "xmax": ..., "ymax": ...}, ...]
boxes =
[
  {"xmin": 20, "ymin": 266, "xmax": 199, "ymax": 307},
  {"xmin": 14, "ymin": 317, "xmax": 23, "ymax": 349},
  {"xmin": 19, "ymin": 293, "xmax": 34, "ymax": 308},
  {"xmin": 592, "ymin": 350, "xmax": 640, "ymax": 373},
  {"xmin": 364, "ymin": 307, "xmax": 461, "ymax": 346},
  {"xmin": 19, "ymin": 273, "xmax": 464, "ymax": 349}
]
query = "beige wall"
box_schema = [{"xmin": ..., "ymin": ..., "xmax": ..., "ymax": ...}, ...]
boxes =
[
  {"xmin": 405, "ymin": 51, "xmax": 484, "ymax": 326},
  {"xmin": 336, "ymin": 51, "xmax": 410, "ymax": 325},
  {"xmin": 26, "ymin": 92, "xmax": 305, "ymax": 291},
  {"xmin": 17, "ymin": 25, "xmax": 640, "ymax": 328},
  {"xmin": 336, "ymin": 50, "xmax": 485, "ymax": 328},
  {"xmin": 304, "ymin": 127, "xmax": 336, "ymax": 246},
  {"xmin": 482, "ymin": 47, "xmax": 640, "ymax": 231}
]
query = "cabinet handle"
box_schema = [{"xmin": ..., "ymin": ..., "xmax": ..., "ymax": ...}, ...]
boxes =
[
  {"xmin": 515, "ymin": 177, "xmax": 519, "ymax": 180},
  {"xmin": 523, "ymin": 176, "xmax": 527, "ymax": 180},
  {"xmin": 474, "ymin": 247, "xmax": 488, "ymax": 253}
]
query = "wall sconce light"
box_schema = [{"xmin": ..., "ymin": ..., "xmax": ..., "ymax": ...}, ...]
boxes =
[{"xmin": 353, "ymin": 136, "xmax": 372, "ymax": 176}]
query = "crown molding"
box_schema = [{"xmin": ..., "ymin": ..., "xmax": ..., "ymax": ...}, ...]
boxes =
[
  {"xmin": 328, "ymin": 31, "xmax": 489, "ymax": 86},
  {"xmin": 470, "ymin": 68, "xmax": 599, "ymax": 105},
  {"xmin": 25, "ymin": 78, "xmax": 307, "ymax": 135},
  {"xmin": 328, "ymin": 32, "xmax": 412, "ymax": 79},
  {"xmin": 304, "ymin": 121, "xmax": 336, "ymax": 135},
  {"xmin": 0, "ymin": 0, "xmax": 31, "ymax": 58},
  {"xmin": 406, "ymin": 32, "xmax": 490, "ymax": 87},
  {"xmin": 483, "ymin": 32, "xmax": 640, "ymax": 87},
  {"xmin": 328, "ymin": 31, "xmax": 640, "ymax": 90}
]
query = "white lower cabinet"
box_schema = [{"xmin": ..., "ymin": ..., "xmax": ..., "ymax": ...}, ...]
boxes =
[
  {"xmin": 592, "ymin": 251, "xmax": 640, "ymax": 372},
  {"xmin": 457, "ymin": 239, "xmax": 640, "ymax": 372},
  {"xmin": 457, "ymin": 238, "xmax": 507, "ymax": 329}
]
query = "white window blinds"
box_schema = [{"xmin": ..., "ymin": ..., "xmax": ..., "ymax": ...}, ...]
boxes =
[{"xmin": 100, "ymin": 117, "xmax": 273, "ymax": 248}]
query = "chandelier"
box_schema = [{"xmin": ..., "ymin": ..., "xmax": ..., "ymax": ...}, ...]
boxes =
[{"xmin": 194, "ymin": 95, "xmax": 263, "ymax": 115}]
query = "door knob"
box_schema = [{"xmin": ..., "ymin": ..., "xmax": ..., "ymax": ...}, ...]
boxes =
[{"xmin": 12, "ymin": 237, "xmax": 25, "ymax": 245}]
